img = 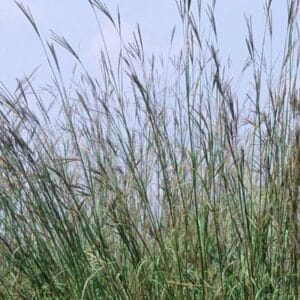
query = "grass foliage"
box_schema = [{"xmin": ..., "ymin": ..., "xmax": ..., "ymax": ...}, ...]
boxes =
[{"xmin": 0, "ymin": 0, "xmax": 299, "ymax": 298}]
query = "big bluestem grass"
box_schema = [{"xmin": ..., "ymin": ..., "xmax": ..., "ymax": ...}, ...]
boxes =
[{"xmin": 0, "ymin": 0, "xmax": 299, "ymax": 298}]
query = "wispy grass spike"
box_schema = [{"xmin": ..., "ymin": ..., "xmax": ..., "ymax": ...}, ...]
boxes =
[
  {"xmin": 14, "ymin": 1, "xmax": 40, "ymax": 38},
  {"xmin": 51, "ymin": 31, "xmax": 81, "ymax": 63},
  {"xmin": 89, "ymin": 0, "xmax": 116, "ymax": 27}
]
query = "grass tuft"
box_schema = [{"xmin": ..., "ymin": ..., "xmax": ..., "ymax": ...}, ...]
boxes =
[{"xmin": 0, "ymin": 0, "xmax": 299, "ymax": 298}]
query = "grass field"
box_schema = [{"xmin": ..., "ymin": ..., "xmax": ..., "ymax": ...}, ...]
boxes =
[{"xmin": 0, "ymin": 0, "xmax": 299, "ymax": 298}]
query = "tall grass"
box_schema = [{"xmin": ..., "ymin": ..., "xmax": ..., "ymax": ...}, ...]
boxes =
[{"xmin": 0, "ymin": 0, "xmax": 299, "ymax": 298}]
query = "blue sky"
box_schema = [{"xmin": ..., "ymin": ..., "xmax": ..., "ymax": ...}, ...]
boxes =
[{"xmin": 0, "ymin": 1, "xmax": 288, "ymax": 91}]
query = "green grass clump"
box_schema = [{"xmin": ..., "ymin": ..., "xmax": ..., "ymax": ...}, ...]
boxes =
[{"xmin": 0, "ymin": 0, "xmax": 299, "ymax": 299}]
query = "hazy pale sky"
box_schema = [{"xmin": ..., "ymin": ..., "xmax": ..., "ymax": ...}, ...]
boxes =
[{"xmin": 0, "ymin": 1, "xmax": 288, "ymax": 91}]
